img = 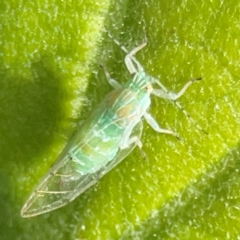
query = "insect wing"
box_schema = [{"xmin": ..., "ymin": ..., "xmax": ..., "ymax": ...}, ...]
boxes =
[
  {"xmin": 62, "ymin": 119, "xmax": 143, "ymax": 204},
  {"xmin": 21, "ymin": 91, "xmax": 143, "ymax": 217},
  {"xmin": 101, "ymin": 120, "xmax": 143, "ymax": 174},
  {"xmin": 21, "ymin": 95, "xmax": 111, "ymax": 217},
  {"xmin": 21, "ymin": 120, "xmax": 142, "ymax": 217}
]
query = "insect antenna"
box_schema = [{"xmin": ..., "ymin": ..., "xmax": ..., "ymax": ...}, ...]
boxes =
[
  {"xmin": 101, "ymin": 27, "xmax": 130, "ymax": 55},
  {"xmin": 173, "ymin": 87, "xmax": 208, "ymax": 135}
]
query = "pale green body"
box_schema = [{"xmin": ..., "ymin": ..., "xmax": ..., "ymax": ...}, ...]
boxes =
[
  {"xmin": 21, "ymin": 71, "xmax": 153, "ymax": 217},
  {"xmin": 21, "ymin": 32, "xmax": 201, "ymax": 217},
  {"xmin": 71, "ymin": 71, "xmax": 151, "ymax": 173}
]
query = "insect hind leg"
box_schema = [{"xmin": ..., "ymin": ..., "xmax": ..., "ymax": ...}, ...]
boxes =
[{"xmin": 120, "ymin": 135, "xmax": 147, "ymax": 159}]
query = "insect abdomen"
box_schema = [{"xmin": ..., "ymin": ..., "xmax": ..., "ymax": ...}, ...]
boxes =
[
  {"xmin": 70, "ymin": 115, "xmax": 125, "ymax": 173},
  {"xmin": 69, "ymin": 86, "xmax": 149, "ymax": 174}
]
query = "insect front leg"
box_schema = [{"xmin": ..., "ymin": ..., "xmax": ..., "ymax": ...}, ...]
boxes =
[
  {"xmin": 152, "ymin": 78, "xmax": 202, "ymax": 100},
  {"xmin": 144, "ymin": 112, "xmax": 179, "ymax": 138},
  {"xmin": 125, "ymin": 42, "xmax": 147, "ymax": 74},
  {"xmin": 100, "ymin": 65, "xmax": 122, "ymax": 89},
  {"xmin": 101, "ymin": 27, "xmax": 146, "ymax": 75}
]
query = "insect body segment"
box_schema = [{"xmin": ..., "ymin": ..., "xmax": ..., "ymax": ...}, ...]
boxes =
[{"xmin": 21, "ymin": 30, "xmax": 202, "ymax": 217}]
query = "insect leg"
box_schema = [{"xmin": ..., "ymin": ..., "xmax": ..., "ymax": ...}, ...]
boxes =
[
  {"xmin": 120, "ymin": 135, "xmax": 147, "ymax": 159},
  {"xmin": 100, "ymin": 65, "xmax": 122, "ymax": 89},
  {"xmin": 100, "ymin": 135, "xmax": 143, "ymax": 174},
  {"xmin": 135, "ymin": 138, "xmax": 147, "ymax": 159},
  {"xmin": 152, "ymin": 78, "xmax": 207, "ymax": 134},
  {"xmin": 119, "ymin": 132, "xmax": 139, "ymax": 149},
  {"xmin": 119, "ymin": 121, "xmax": 144, "ymax": 150},
  {"xmin": 125, "ymin": 42, "xmax": 147, "ymax": 74},
  {"xmin": 144, "ymin": 112, "xmax": 178, "ymax": 138},
  {"xmin": 101, "ymin": 27, "xmax": 145, "ymax": 74},
  {"xmin": 152, "ymin": 78, "xmax": 202, "ymax": 100}
]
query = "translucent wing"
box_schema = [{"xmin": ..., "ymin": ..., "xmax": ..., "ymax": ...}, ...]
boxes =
[{"xmin": 21, "ymin": 93, "xmax": 143, "ymax": 217}]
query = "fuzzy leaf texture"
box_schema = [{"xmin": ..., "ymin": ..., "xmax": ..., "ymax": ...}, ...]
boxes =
[{"xmin": 0, "ymin": 0, "xmax": 240, "ymax": 239}]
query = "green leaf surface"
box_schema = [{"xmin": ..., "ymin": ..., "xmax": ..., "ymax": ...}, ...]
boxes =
[{"xmin": 1, "ymin": 0, "xmax": 240, "ymax": 239}]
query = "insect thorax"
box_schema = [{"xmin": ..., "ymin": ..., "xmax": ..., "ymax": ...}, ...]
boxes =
[{"xmin": 125, "ymin": 71, "xmax": 153, "ymax": 93}]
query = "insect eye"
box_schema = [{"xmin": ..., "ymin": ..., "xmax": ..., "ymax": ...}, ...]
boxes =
[
  {"xmin": 144, "ymin": 84, "xmax": 153, "ymax": 92},
  {"xmin": 145, "ymin": 85, "xmax": 150, "ymax": 91},
  {"xmin": 131, "ymin": 73, "xmax": 137, "ymax": 78}
]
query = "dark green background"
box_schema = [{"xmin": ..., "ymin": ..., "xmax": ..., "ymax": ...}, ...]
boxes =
[{"xmin": 1, "ymin": 0, "xmax": 240, "ymax": 239}]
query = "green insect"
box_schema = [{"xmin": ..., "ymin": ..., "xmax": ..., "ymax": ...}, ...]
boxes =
[{"xmin": 21, "ymin": 30, "xmax": 202, "ymax": 218}]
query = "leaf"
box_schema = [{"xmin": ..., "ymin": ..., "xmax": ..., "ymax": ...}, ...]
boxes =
[{"xmin": 1, "ymin": 0, "xmax": 240, "ymax": 240}]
